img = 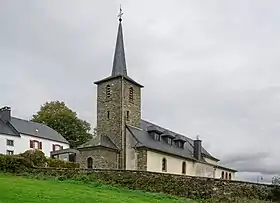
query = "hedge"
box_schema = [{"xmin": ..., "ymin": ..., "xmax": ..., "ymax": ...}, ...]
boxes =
[
  {"xmin": 0, "ymin": 154, "xmax": 32, "ymax": 173},
  {"xmin": 0, "ymin": 150, "xmax": 79, "ymax": 173}
]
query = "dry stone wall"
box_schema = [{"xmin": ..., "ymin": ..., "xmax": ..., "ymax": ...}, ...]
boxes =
[{"xmin": 30, "ymin": 168, "xmax": 275, "ymax": 202}]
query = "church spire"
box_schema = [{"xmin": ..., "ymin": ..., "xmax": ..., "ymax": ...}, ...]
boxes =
[{"xmin": 111, "ymin": 6, "xmax": 127, "ymax": 77}]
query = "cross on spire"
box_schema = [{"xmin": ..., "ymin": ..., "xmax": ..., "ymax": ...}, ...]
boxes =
[
  {"xmin": 111, "ymin": 5, "xmax": 127, "ymax": 76},
  {"xmin": 117, "ymin": 5, "xmax": 123, "ymax": 21}
]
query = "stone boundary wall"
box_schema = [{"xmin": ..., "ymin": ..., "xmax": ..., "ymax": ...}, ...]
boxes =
[{"xmin": 28, "ymin": 167, "xmax": 275, "ymax": 201}]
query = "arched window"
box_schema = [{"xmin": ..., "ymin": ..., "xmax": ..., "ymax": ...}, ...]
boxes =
[
  {"xmin": 229, "ymin": 173, "xmax": 232, "ymax": 180},
  {"xmin": 225, "ymin": 172, "xmax": 228, "ymax": 180},
  {"xmin": 162, "ymin": 158, "xmax": 167, "ymax": 172},
  {"xmin": 182, "ymin": 161, "xmax": 186, "ymax": 174},
  {"xmin": 107, "ymin": 111, "xmax": 110, "ymax": 120},
  {"xmin": 221, "ymin": 171, "xmax": 224, "ymax": 179},
  {"xmin": 126, "ymin": 111, "xmax": 129, "ymax": 121},
  {"xmin": 106, "ymin": 85, "xmax": 111, "ymax": 98},
  {"xmin": 129, "ymin": 87, "xmax": 133, "ymax": 102},
  {"xmin": 87, "ymin": 157, "xmax": 93, "ymax": 169}
]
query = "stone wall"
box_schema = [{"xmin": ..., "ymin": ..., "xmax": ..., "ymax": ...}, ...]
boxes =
[
  {"xmin": 137, "ymin": 149, "xmax": 147, "ymax": 170},
  {"xmin": 30, "ymin": 168, "xmax": 275, "ymax": 202},
  {"xmin": 96, "ymin": 77, "xmax": 142, "ymax": 170},
  {"xmin": 122, "ymin": 79, "xmax": 141, "ymax": 128},
  {"xmin": 79, "ymin": 148, "xmax": 118, "ymax": 169}
]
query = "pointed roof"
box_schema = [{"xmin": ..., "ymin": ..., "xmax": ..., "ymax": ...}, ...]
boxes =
[
  {"xmin": 77, "ymin": 134, "xmax": 119, "ymax": 151},
  {"xmin": 94, "ymin": 10, "xmax": 143, "ymax": 88},
  {"xmin": 111, "ymin": 19, "xmax": 127, "ymax": 77}
]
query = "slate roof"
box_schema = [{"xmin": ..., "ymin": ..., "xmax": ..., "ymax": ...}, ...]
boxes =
[
  {"xmin": 0, "ymin": 117, "xmax": 68, "ymax": 144},
  {"xmin": 0, "ymin": 119, "xmax": 19, "ymax": 136},
  {"xmin": 94, "ymin": 75, "xmax": 143, "ymax": 88},
  {"xmin": 112, "ymin": 19, "xmax": 127, "ymax": 77},
  {"xmin": 94, "ymin": 18, "xmax": 143, "ymax": 88},
  {"xmin": 78, "ymin": 135, "xmax": 118, "ymax": 151},
  {"xmin": 127, "ymin": 119, "xmax": 219, "ymax": 161}
]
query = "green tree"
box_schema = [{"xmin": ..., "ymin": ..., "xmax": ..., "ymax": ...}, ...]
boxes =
[{"xmin": 31, "ymin": 101, "xmax": 92, "ymax": 148}]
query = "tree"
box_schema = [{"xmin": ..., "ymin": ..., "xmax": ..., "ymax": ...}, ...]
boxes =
[
  {"xmin": 273, "ymin": 176, "xmax": 280, "ymax": 186},
  {"xmin": 272, "ymin": 176, "xmax": 280, "ymax": 201},
  {"xmin": 31, "ymin": 101, "xmax": 92, "ymax": 148}
]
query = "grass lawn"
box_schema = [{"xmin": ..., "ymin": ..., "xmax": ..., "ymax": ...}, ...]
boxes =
[
  {"xmin": 0, "ymin": 173, "xmax": 270, "ymax": 203},
  {"xmin": 0, "ymin": 173, "xmax": 195, "ymax": 203}
]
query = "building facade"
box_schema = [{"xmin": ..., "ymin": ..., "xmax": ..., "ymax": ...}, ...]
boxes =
[
  {"xmin": 53, "ymin": 15, "xmax": 237, "ymax": 180},
  {"xmin": 0, "ymin": 106, "xmax": 69, "ymax": 157}
]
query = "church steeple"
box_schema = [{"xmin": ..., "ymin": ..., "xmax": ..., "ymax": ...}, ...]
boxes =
[{"xmin": 111, "ymin": 7, "xmax": 127, "ymax": 77}]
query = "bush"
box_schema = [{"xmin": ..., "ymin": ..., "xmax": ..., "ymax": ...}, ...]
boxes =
[
  {"xmin": 0, "ymin": 154, "xmax": 31, "ymax": 172},
  {"xmin": 46, "ymin": 158, "xmax": 79, "ymax": 168},
  {"xmin": 272, "ymin": 176, "xmax": 280, "ymax": 201},
  {"xmin": 19, "ymin": 149, "xmax": 47, "ymax": 167}
]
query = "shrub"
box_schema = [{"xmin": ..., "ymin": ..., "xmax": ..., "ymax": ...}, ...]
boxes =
[
  {"xmin": 19, "ymin": 149, "xmax": 47, "ymax": 167},
  {"xmin": 0, "ymin": 154, "xmax": 31, "ymax": 172},
  {"xmin": 46, "ymin": 158, "xmax": 79, "ymax": 168},
  {"xmin": 272, "ymin": 176, "xmax": 280, "ymax": 201}
]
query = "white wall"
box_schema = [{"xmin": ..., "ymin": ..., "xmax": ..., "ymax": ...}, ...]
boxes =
[
  {"xmin": 125, "ymin": 129, "xmax": 138, "ymax": 170},
  {"xmin": 215, "ymin": 168, "xmax": 235, "ymax": 180},
  {"xmin": 146, "ymin": 150, "xmax": 235, "ymax": 179},
  {"xmin": 0, "ymin": 133, "xmax": 69, "ymax": 157},
  {"xmin": 204, "ymin": 157, "xmax": 218, "ymax": 165},
  {"xmin": 147, "ymin": 150, "xmax": 194, "ymax": 175}
]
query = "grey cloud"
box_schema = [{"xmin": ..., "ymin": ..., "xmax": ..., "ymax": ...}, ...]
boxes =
[{"xmin": 1, "ymin": 0, "xmax": 280, "ymax": 181}]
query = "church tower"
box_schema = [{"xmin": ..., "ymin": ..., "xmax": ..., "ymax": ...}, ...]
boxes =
[{"xmin": 94, "ymin": 9, "xmax": 143, "ymax": 169}]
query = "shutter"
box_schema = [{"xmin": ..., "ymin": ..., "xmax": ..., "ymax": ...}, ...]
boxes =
[
  {"xmin": 60, "ymin": 145, "xmax": 63, "ymax": 150},
  {"xmin": 39, "ymin": 142, "xmax": 42, "ymax": 150},
  {"xmin": 30, "ymin": 140, "xmax": 33, "ymax": 148},
  {"xmin": 52, "ymin": 144, "xmax": 55, "ymax": 152}
]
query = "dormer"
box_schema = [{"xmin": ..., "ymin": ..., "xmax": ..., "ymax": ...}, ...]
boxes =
[
  {"xmin": 161, "ymin": 130, "xmax": 175, "ymax": 145},
  {"xmin": 173, "ymin": 137, "xmax": 186, "ymax": 149},
  {"xmin": 147, "ymin": 125, "xmax": 162, "ymax": 141}
]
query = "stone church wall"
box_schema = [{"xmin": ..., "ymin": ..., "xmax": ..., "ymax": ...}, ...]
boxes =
[{"xmin": 79, "ymin": 148, "xmax": 118, "ymax": 169}]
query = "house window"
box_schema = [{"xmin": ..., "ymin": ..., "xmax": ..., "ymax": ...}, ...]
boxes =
[
  {"xmin": 177, "ymin": 141, "xmax": 183, "ymax": 148},
  {"xmin": 229, "ymin": 173, "xmax": 232, "ymax": 180},
  {"xmin": 87, "ymin": 157, "xmax": 93, "ymax": 169},
  {"xmin": 167, "ymin": 138, "xmax": 172, "ymax": 145},
  {"xmin": 221, "ymin": 171, "xmax": 224, "ymax": 179},
  {"xmin": 126, "ymin": 111, "xmax": 129, "ymax": 121},
  {"xmin": 162, "ymin": 158, "xmax": 167, "ymax": 172},
  {"xmin": 225, "ymin": 172, "xmax": 228, "ymax": 179},
  {"xmin": 6, "ymin": 150, "xmax": 14, "ymax": 155},
  {"xmin": 106, "ymin": 85, "xmax": 111, "ymax": 98},
  {"xmin": 129, "ymin": 87, "xmax": 134, "ymax": 102},
  {"xmin": 182, "ymin": 161, "xmax": 186, "ymax": 174},
  {"xmin": 7, "ymin": 139, "xmax": 14, "ymax": 146},
  {"xmin": 154, "ymin": 133, "xmax": 160, "ymax": 141},
  {"xmin": 30, "ymin": 140, "xmax": 42, "ymax": 150},
  {"xmin": 107, "ymin": 111, "xmax": 110, "ymax": 120},
  {"xmin": 52, "ymin": 144, "xmax": 63, "ymax": 151}
]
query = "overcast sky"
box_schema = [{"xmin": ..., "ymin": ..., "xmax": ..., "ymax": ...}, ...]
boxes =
[{"xmin": 1, "ymin": 0, "xmax": 280, "ymax": 183}]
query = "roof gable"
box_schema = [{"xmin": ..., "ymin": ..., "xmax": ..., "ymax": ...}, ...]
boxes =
[
  {"xmin": 9, "ymin": 117, "xmax": 68, "ymax": 144},
  {"xmin": 78, "ymin": 135, "xmax": 119, "ymax": 151},
  {"xmin": 0, "ymin": 119, "xmax": 20, "ymax": 136}
]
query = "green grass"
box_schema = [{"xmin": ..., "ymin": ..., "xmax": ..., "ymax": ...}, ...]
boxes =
[
  {"xmin": 0, "ymin": 173, "xmax": 271, "ymax": 203},
  {"xmin": 0, "ymin": 173, "xmax": 194, "ymax": 203}
]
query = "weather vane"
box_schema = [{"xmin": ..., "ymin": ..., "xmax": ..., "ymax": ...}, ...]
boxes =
[{"xmin": 117, "ymin": 5, "xmax": 123, "ymax": 21}]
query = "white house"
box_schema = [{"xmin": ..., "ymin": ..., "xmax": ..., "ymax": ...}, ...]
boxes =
[{"xmin": 0, "ymin": 106, "xmax": 69, "ymax": 157}]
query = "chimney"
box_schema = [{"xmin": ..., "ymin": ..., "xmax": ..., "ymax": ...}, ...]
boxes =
[
  {"xmin": 0, "ymin": 106, "xmax": 11, "ymax": 123},
  {"xmin": 194, "ymin": 138, "xmax": 202, "ymax": 160}
]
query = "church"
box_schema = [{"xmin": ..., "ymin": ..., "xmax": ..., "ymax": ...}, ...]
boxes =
[{"xmin": 52, "ymin": 13, "xmax": 237, "ymax": 180}]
